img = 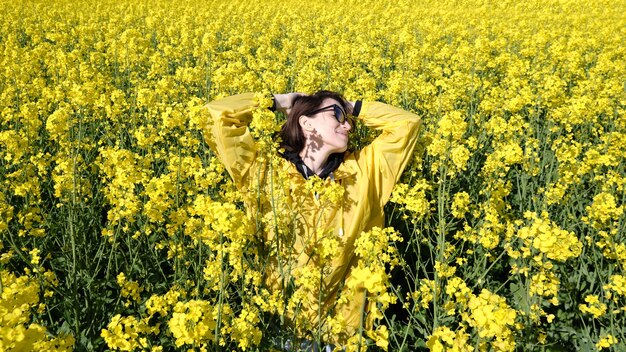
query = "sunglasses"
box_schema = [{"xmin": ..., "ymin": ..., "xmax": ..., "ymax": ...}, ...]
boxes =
[{"xmin": 307, "ymin": 104, "xmax": 348, "ymax": 124}]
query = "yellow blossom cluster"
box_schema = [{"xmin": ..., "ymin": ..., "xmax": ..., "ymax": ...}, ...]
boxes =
[
  {"xmin": 412, "ymin": 279, "xmax": 437, "ymax": 310},
  {"xmin": 604, "ymin": 275, "xmax": 626, "ymax": 300},
  {"xmin": 230, "ymin": 304, "xmax": 263, "ymax": 350},
  {"xmin": 514, "ymin": 212, "xmax": 582, "ymax": 262},
  {"xmin": 427, "ymin": 111, "xmax": 470, "ymax": 176},
  {"xmin": 579, "ymin": 295, "xmax": 607, "ymax": 319},
  {"xmin": 340, "ymin": 227, "xmax": 402, "ymax": 350},
  {"xmin": 424, "ymin": 277, "xmax": 518, "ymax": 351},
  {"xmin": 144, "ymin": 287, "xmax": 187, "ymax": 318},
  {"xmin": 0, "ymin": 270, "xmax": 74, "ymax": 351},
  {"xmin": 426, "ymin": 326, "xmax": 472, "ymax": 352},
  {"xmin": 464, "ymin": 289, "xmax": 517, "ymax": 351},
  {"xmin": 117, "ymin": 272, "xmax": 143, "ymax": 305},
  {"xmin": 168, "ymin": 300, "xmax": 216, "ymax": 348},
  {"xmin": 596, "ymin": 334, "xmax": 619, "ymax": 350},
  {"xmin": 450, "ymin": 192, "xmax": 471, "ymax": 219},
  {"xmin": 584, "ymin": 192, "xmax": 624, "ymax": 229},
  {"xmin": 101, "ymin": 315, "xmax": 158, "ymax": 351},
  {"xmin": 390, "ymin": 179, "xmax": 432, "ymax": 221}
]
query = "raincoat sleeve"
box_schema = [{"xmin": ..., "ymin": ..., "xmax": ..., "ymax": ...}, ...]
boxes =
[
  {"xmin": 203, "ymin": 93, "xmax": 260, "ymax": 189},
  {"xmin": 355, "ymin": 101, "xmax": 421, "ymax": 205}
]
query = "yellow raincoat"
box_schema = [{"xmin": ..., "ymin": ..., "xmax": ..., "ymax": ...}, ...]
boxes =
[{"xmin": 204, "ymin": 93, "xmax": 420, "ymax": 339}]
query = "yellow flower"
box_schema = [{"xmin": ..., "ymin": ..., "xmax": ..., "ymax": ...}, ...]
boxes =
[
  {"xmin": 596, "ymin": 334, "xmax": 618, "ymax": 350},
  {"xmin": 465, "ymin": 289, "xmax": 516, "ymax": 351},
  {"xmin": 230, "ymin": 304, "xmax": 262, "ymax": 350},
  {"xmin": 367, "ymin": 325, "xmax": 389, "ymax": 351},
  {"xmin": 1, "ymin": 269, "xmax": 74, "ymax": 350},
  {"xmin": 435, "ymin": 261, "xmax": 457, "ymax": 278},
  {"xmin": 451, "ymin": 192, "xmax": 470, "ymax": 219},
  {"xmin": 585, "ymin": 192, "xmax": 623, "ymax": 229},
  {"xmin": 116, "ymin": 272, "xmax": 143, "ymax": 304},
  {"xmin": 579, "ymin": 295, "xmax": 607, "ymax": 318},
  {"xmin": 427, "ymin": 326, "xmax": 472, "ymax": 352},
  {"xmin": 390, "ymin": 180, "xmax": 432, "ymax": 220},
  {"xmin": 529, "ymin": 270, "xmax": 560, "ymax": 299},
  {"xmin": 603, "ymin": 275, "xmax": 626, "ymax": 298},
  {"xmin": 29, "ymin": 248, "xmax": 41, "ymax": 266},
  {"xmin": 168, "ymin": 300, "xmax": 216, "ymax": 348},
  {"xmin": 517, "ymin": 212, "xmax": 582, "ymax": 262},
  {"xmin": 348, "ymin": 266, "xmax": 386, "ymax": 294},
  {"xmin": 101, "ymin": 315, "xmax": 156, "ymax": 351}
]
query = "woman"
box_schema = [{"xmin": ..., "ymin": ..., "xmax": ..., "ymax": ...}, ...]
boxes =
[{"xmin": 204, "ymin": 91, "xmax": 421, "ymax": 346}]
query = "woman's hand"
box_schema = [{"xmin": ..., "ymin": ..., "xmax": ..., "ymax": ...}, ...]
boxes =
[{"xmin": 273, "ymin": 92, "xmax": 306, "ymax": 114}]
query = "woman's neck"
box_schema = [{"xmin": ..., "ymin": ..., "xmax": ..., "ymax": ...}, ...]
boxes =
[{"xmin": 299, "ymin": 148, "xmax": 329, "ymax": 175}]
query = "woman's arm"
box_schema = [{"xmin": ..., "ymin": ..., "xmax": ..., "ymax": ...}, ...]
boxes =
[
  {"xmin": 273, "ymin": 92, "xmax": 305, "ymax": 114},
  {"xmin": 203, "ymin": 93, "xmax": 260, "ymax": 189},
  {"xmin": 203, "ymin": 92, "xmax": 303, "ymax": 189},
  {"xmin": 352, "ymin": 101, "xmax": 422, "ymax": 205}
]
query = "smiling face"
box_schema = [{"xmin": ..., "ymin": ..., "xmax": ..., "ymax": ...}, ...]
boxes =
[{"xmin": 299, "ymin": 98, "xmax": 352, "ymax": 155}]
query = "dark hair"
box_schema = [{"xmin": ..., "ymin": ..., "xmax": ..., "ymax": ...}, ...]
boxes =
[{"xmin": 279, "ymin": 90, "xmax": 351, "ymax": 153}]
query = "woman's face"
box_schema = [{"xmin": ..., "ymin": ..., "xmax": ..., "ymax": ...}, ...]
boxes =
[{"xmin": 301, "ymin": 98, "xmax": 352, "ymax": 154}]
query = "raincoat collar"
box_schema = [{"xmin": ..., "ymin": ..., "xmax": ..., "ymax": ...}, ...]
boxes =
[{"xmin": 281, "ymin": 150, "xmax": 349, "ymax": 180}]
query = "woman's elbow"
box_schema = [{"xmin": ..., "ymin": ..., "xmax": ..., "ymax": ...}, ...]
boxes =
[{"xmin": 407, "ymin": 115, "xmax": 422, "ymax": 137}]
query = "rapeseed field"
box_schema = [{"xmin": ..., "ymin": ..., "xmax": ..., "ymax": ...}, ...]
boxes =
[{"xmin": 1, "ymin": 0, "xmax": 625, "ymax": 350}]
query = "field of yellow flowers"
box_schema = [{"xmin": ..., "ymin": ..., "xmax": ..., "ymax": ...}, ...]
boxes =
[{"xmin": 1, "ymin": 0, "xmax": 626, "ymax": 350}]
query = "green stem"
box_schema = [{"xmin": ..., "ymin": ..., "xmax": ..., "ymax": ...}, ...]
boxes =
[{"xmin": 357, "ymin": 292, "xmax": 368, "ymax": 351}]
